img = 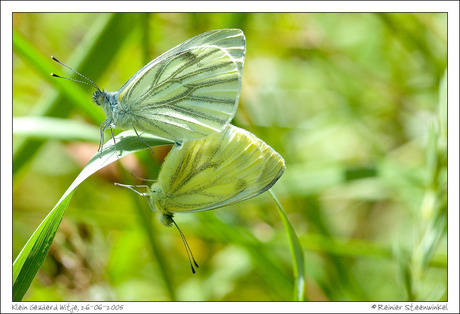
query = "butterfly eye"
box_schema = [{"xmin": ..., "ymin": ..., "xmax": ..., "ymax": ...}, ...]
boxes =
[{"xmin": 92, "ymin": 90, "xmax": 105, "ymax": 106}]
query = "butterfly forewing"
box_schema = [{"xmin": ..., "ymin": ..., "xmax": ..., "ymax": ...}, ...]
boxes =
[
  {"xmin": 155, "ymin": 125, "xmax": 285, "ymax": 213},
  {"xmin": 117, "ymin": 29, "xmax": 246, "ymax": 142}
]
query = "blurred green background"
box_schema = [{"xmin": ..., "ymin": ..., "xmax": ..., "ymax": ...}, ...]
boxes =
[{"xmin": 13, "ymin": 13, "xmax": 447, "ymax": 301}]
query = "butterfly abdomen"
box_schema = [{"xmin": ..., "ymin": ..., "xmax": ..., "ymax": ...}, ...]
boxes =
[{"xmin": 160, "ymin": 212, "xmax": 175, "ymax": 227}]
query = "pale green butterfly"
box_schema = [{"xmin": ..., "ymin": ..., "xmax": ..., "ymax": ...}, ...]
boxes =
[
  {"xmin": 116, "ymin": 124, "xmax": 286, "ymax": 272},
  {"xmin": 52, "ymin": 29, "xmax": 246, "ymax": 151}
]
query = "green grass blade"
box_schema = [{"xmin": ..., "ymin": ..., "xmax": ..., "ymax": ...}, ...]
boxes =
[
  {"xmin": 12, "ymin": 131, "xmax": 172, "ymax": 300},
  {"xmin": 269, "ymin": 190, "xmax": 306, "ymax": 301},
  {"xmin": 13, "ymin": 13, "xmax": 141, "ymax": 176},
  {"xmin": 198, "ymin": 212, "xmax": 294, "ymax": 299},
  {"xmin": 130, "ymin": 187, "xmax": 177, "ymax": 301},
  {"xmin": 13, "ymin": 117, "xmax": 100, "ymax": 142},
  {"xmin": 118, "ymin": 166, "xmax": 177, "ymax": 301},
  {"xmin": 12, "ymin": 29, "xmax": 104, "ymax": 122},
  {"xmin": 13, "ymin": 191, "xmax": 74, "ymax": 301}
]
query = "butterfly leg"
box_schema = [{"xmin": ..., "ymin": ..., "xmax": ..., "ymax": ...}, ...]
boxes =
[
  {"xmin": 98, "ymin": 120, "xmax": 109, "ymax": 152},
  {"xmin": 114, "ymin": 183, "xmax": 156, "ymax": 212},
  {"xmin": 109, "ymin": 127, "xmax": 118, "ymax": 155},
  {"xmin": 99, "ymin": 119, "xmax": 117, "ymax": 153},
  {"xmin": 132, "ymin": 125, "xmax": 155, "ymax": 155}
]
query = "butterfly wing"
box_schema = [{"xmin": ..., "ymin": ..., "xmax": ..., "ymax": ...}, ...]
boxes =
[
  {"xmin": 117, "ymin": 29, "xmax": 246, "ymax": 142},
  {"xmin": 155, "ymin": 125, "xmax": 285, "ymax": 213}
]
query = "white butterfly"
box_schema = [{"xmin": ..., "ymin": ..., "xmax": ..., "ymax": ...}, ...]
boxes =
[
  {"xmin": 116, "ymin": 124, "xmax": 285, "ymax": 272},
  {"xmin": 53, "ymin": 29, "xmax": 246, "ymax": 150}
]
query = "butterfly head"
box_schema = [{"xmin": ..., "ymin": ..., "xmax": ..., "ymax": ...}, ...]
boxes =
[
  {"xmin": 148, "ymin": 185, "xmax": 175, "ymax": 227},
  {"xmin": 149, "ymin": 183, "xmax": 166, "ymax": 212},
  {"xmin": 92, "ymin": 90, "xmax": 108, "ymax": 107}
]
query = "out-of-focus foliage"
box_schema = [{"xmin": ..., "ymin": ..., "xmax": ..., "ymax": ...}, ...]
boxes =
[{"xmin": 13, "ymin": 13, "xmax": 447, "ymax": 301}]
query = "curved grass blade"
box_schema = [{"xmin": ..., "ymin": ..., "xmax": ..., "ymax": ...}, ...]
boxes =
[
  {"xmin": 13, "ymin": 191, "xmax": 74, "ymax": 301},
  {"xmin": 13, "ymin": 13, "xmax": 140, "ymax": 176},
  {"xmin": 12, "ymin": 131, "xmax": 172, "ymax": 301},
  {"xmin": 269, "ymin": 189, "xmax": 306, "ymax": 301}
]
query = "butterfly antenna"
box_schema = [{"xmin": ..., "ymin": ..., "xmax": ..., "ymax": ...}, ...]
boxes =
[
  {"xmin": 50, "ymin": 56, "xmax": 101, "ymax": 91},
  {"xmin": 172, "ymin": 218, "xmax": 199, "ymax": 274}
]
